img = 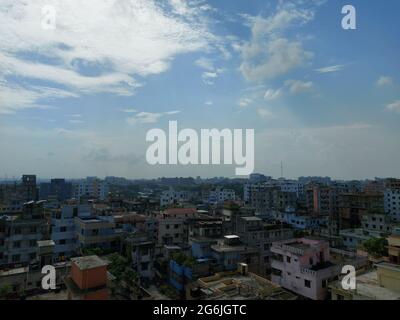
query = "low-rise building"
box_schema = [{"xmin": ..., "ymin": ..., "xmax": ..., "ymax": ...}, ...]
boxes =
[
  {"xmin": 271, "ymin": 238, "xmax": 341, "ymax": 300},
  {"xmin": 64, "ymin": 255, "xmax": 110, "ymax": 300},
  {"xmin": 188, "ymin": 266, "xmax": 297, "ymax": 300}
]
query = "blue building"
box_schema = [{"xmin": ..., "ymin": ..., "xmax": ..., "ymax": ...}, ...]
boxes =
[{"xmin": 51, "ymin": 204, "xmax": 92, "ymax": 261}]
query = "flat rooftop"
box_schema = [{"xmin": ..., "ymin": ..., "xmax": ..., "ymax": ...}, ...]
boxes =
[
  {"xmin": 71, "ymin": 255, "xmax": 108, "ymax": 270},
  {"xmin": 330, "ymin": 270, "xmax": 400, "ymax": 300}
]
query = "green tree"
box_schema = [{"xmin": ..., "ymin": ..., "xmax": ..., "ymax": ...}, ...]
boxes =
[{"xmin": 362, "ymin": 237, "xmax": 388, "ymax": 257}]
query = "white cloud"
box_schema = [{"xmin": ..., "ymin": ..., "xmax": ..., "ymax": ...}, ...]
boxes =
[
  {"xmin": 126, "ymin": 110, "xmax": 180, "ymax": 125},
  {"xmin": 238, "ymin": 98, "xmax": 254, "ymax": 108},
  {"xmin": 376, "ymin": 76, "xmax": 393, "ymax": 87},
  {"xmin": 386, "ymin": 100, "xmax": 400, "ymax": 113},
  {"xmin": 264, "ymin": 88, "xmax": 282, "ymax": 100},
  {"xmin": 119, "ymin": 108, "xmax": 138, "ymax": 113},
  {"xmin": 205, "ymin": 101, "xmax": 213, "ymax": 106},
  {"xmin": 238, "ymin": 3, "xmax": 317, "ymax": 82},
  {"xmin": 195, "ymin": 57, "xmax": 215, "ymax": 71},
  {"xmin": 315, "ymin": 65, "xmax": 345, "ymax": 74},
  {"xmin": 0, "ymin": 0, "xmax": 215, "ymax": 111},
  {"xmin": 257, "ymin": 108, "xmax": 274, "ymax": 119},
  {"xmin": 0, "ymin": 83, "xmax": 77, "ymax": 114},
  {"xmin": 285, "ymin": 79, "xmax": 313, "ymax": 94},
  {"xmin": 195, "ymin": 57, "xmax": 224, "ymax": 85}
]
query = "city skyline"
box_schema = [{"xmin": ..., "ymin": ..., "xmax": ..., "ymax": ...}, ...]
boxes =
[{"xmin": 1, "ymin": 0, "xmax": 400, "ymax": 179}]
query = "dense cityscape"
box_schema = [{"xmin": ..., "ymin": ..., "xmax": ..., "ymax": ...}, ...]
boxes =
[{"xmin": 0, "ymin": 173, "xmax": 399, "ymax": 300}]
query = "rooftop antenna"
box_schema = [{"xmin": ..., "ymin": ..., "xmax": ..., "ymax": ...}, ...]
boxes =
[{"xmin": 280, "ymin": 161, "xmax": 284, "ymax": 178}]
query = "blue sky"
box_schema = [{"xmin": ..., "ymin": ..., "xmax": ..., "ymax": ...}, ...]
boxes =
[{"xmin": 0, "ymin": 0, "xmax": 399, "ymax": 179}]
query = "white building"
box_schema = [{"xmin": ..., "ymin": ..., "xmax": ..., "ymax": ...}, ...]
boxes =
[
  {"xmin": 271, "ymin": 238, "xmax": 340, "ymax": 300},
  {"xmin": 207, "ymin": 187, "xmax": 236, "ymax": 204},
  {"xmin": 160, "ymin": 189, "xmax": 191, "ymax": 207},
  {"xmin": 384, "ymin": 189, "xmax": 400, "ymax": 222},
  {"xmin": 74, "ymin": 177, "xmax": 109, "ymax": 201}
]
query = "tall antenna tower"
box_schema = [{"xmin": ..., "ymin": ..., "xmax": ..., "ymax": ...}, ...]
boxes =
[{"xmin": 280, "ymin": 161, "xmax": 284, "ymax": 178}]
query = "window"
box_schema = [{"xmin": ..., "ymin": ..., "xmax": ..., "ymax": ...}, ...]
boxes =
[
  {"xmin": 141, "ymin": 262, "xmax": 149, "ymax": 270},
  {"xmin": 12, "ymin": 254, "xmax": 21, "ymax": 262},
  {"xmin": 60, "ymin": 226, "xmax": 67, "ymax": 232},
  {"xmin": 29, "ymin": 240, "xmax": 36, "ymax": 247},
  {"xmin": 305, "ymin": 280, "xmax": 311, "ymax": 288},
  {"xmin": 59, "ymin": 239, "xmax": 66, "ymax": 245},
  {"xmin": 13, "ymin": 241, "xmax": 21, "ymax": 248},
  {"xmin": 286, "ymin": 256, "xmax": 291, "ymax": 263}
]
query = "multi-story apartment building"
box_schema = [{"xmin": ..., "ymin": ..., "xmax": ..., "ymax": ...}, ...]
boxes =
[
  {"xmin": 249, "ymin": 185, "xmax": 297, "ymax": 212},
  {"xmin": 210, "ymin": 235, "xmax": 260, "ymax": 273},
  {"xmin": 74, "ymin": 177, "xmax": 109, "ymax": 201},
  {"xmin": 74, "ymin": 215, "xmax": 120, "ymax": 253},
  {"xmin": 125, "ymin": 233, "xmax": 155, "ymax": 286},
  {"xmin": 160, "ymin": 189, "xmax": 191, "ymax": 207},
  {"xmin": 384, "ymin": 188, "xmax": 400, "ymax": 222},
  {"xmin": 0, "ymin": 201, "xmax": 47, "ymax": 268},
  {"xmin": 338, "ymin": 192, "xmax": 384, "ymax": 229},
  {"xmin": 157, "ymin": 208, "xmax": 197, "ymax": 246},
  {"xmin": 187, "ymin": 216, "xmax": 223, "ymax": 240},
  {"xmin": 271, "ymin": 238, "xmax": 340, "ymax": 300},
  {"xmin": 205, "ymin": 187, "xmax": 236, "ymax": 204},
  {"xmin": 361, "ymin": 212, "xmax": 392, "ymax": 234},
  {"xmin": 51, "ymin": 204, "xmax": 92, "ymax": 261},
  {"xmin": 39, "ymin": 178, "xmax": 73, "ymax": 201},
  {"xmin": 234, "ymin": 216, "xmax": 294, "ymax": 276},
  {"xmin": 21, "ymin": 175, "xmax": 38, "ymax": 202}
]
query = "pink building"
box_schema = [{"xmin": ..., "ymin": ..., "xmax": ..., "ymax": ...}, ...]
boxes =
[{"xmin": 271, "ymin": 238, "xmax": 340, "ymax": 300}]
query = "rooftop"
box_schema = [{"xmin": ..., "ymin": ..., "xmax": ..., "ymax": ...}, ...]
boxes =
[
  {"xmin": 330, "ymin": 270, "xmax": 400, "ymax": 300},
  {"xmin": 196, "ymin": 271, "xmax": 297, "ymax": 300},
  {"xmin": 71, "ymin": 255, "xmax": 108, "ymax": 270}
]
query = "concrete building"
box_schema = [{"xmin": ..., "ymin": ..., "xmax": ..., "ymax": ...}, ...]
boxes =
[
  {"xmin": 361, "ymin": 213, "xmax": 392, "ymax": 234},
  {"xmin": 157, "ymin": 208, "xmax": 197, "ymax": 246},
  {"xmin": 0, "ymin": 201, "xmax": 48, "ymax": 268},
  {"xmin": 21, "ymin": 175, "xmax": 38, "ymax": 202},
  {"xmin": 125, "ymin": 233, "xmax": 155, "ymax": 286},
  {"xmin": 65, "ymin": 255, "xmax": 110, "ymax": 300},
  {"xmin": 39, "ymin": 179, "xmax": 72, "ymax": 201},
  {"xmin": 329, "ymin": 262, "xmax": 400, "ymax": 300},
  {"xmin": 233, "ymin": 216, "xmax": 294, "ymax": 276},
  {"xmin": 74, "ymin": 216, "xmax": 120, "ymax": 253},
  {"xmin": 339, "ymin": 192, "xmax": 384, "ymax": 229},
  {"xmin": 384, "ymin": 188, "xmax": 400, "ymax": 222},
  {"xmin": 206, "ymin": 187, "xmax": 236, "ymax": 204},
  {"xmin": 51, "ymin": 204, "xmax": 92, "ymax": 261},
  {"xmin": 210, "ymin": 235, "xmax": 259, "ymax": 273},
  {"xmin": 188, "ymin": 266, "xmax": 297, "ymax": 300},
  {"xmin": 271, "ymin": 238, "xmax": 340, "ymax": 300},
  {"xmin": 74, "ymin": 177, "xmax": 109, "ymax": 201},
  {"xmin": 160, "ymin": 189, "xmax": 191, "ymax": 207}
]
